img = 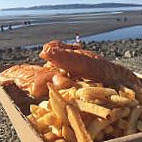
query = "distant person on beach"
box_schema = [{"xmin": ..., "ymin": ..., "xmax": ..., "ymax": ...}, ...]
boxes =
[
  {"xmin": 8, "ymin": 25, "xmax": 12, "ymax": 31},
  {"xmin": 116, "ymin": 18, "xmax": 120, "ymax": 22},
  {"xmin": 23, "ymin": 21, "xmax": 27, "ymax": 26},
  {"xmin": 75, "ymin": 32, "xmax": 81, "ymax": 43},
  {"xmin": 1, "ymin": 25, "xmax": 4, "ymax": 32},
  {"xmin": 74, "ymin": 32, "xmax": 83, "ymax": 48},
  {"xmin": 124, "ymin": 17, "xmax": 127, "ymax": 22},
  {"xmin": 27, "ymin": 21, "xmax": 31, "ymax": 25}
]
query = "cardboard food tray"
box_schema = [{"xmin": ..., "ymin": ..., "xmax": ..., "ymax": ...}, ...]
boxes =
[{"xmin": 0, "ymin": 72, "xmax": 142, "ymax": 142}]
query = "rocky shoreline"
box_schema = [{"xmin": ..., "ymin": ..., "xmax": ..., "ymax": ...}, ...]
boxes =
[
  {"xmin": 84, "ymin": 38, "xmax": 142, "ymax": 73},
  {"xmin": 84, "ymin": 38, "xmax": 142, "ymax": 60},
  {"xmin": 1, "ymin": 38, "xmax": 142, "ymax": 141},
  {"xmin": 1, "ymin": 38, "xmax": 142, "ymax": 71}
]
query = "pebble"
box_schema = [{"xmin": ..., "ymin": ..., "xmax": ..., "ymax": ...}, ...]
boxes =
[{"xmin": 0, "ymin": 103, "xmax": 21, "ymax": 142}]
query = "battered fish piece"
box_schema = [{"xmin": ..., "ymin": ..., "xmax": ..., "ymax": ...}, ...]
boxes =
[
  {"xmin": 40, "ymin": 40, "xmax": 81, "ymax": 59},
  {"xmin": 39, "ymin": 48, "xmax": 142, "ymax": 103},
  {"xmin": 40, "ymin": 40, "xmax": 103, "ymax": 70},
  {"xmin": 0, "ymin": 64, "xmax": 77, "ymax": 98},
  {"xmin": 40, "ymin": 40, "xmax": 102, "ymax": 61},
  {"xmin": 0, "ymin": 64, "xmax": 57, "ymax": 98},
  {"xmin": 40, "ymin": 40, "xmax": 82, "ymax": 69}
]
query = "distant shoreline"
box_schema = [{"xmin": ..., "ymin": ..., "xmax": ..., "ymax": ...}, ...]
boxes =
[
  {"xmin": 1, "ymin": 6, "xmax": 142, "ymax": 142},
  {"xmin": 2, "ymin": 3, "xmax": 142, "ymax": 11},
  {"xmin": 0, "ymin": 10, "xmax": 142, "ymax": 49}
]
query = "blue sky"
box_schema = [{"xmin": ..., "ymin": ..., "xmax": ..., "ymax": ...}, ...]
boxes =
[{"xmin": 1, "ymin": 0, "xmax": 142, "ymax": 9}]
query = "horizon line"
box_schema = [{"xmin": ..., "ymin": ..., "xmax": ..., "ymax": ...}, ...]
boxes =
[{"xmin": 1, "ymin": 2, "xmax": 142, "ymax": 10}]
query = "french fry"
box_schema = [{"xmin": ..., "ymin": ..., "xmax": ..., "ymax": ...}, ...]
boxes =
[
  {"xmin": 77, "ymin": 81, "xmax": 103, "ymax": 88},
  {"xmin": 103, "ymin": 108, "xmax": 122, "ymax": 122},
  {"xmin": 87, "ymin": 108, "xmax": 125, "ymax": 140},
  {"xmin": 44, "ymin": 132, "xmax": 59, "ymax": 142},
  {"xmin": 60, "ymin": 87, "xmax": 77, "ymax": 101},
  {"xmin": 48, "ymin": 83, "xmax": 68, "ymax": 125},
  {"xmin": 37, "ymin": 111, "xmax": 61, "ymax": 128},
  {"xmin": 110, "ymin": 95, "xmax": 139, "ymax": 107},
  {"xmin": 59, "ymin": 87, "xmax": 77, "ymax": 96},
  {"xmin": 87, "ymin": 118, "xmax": 110, "ymax": 140},
  {"xmin": 30, "ymin": 105, "xmax": 39, "ymax": 113},
  {"xmin": 55, "ymin": 139, "xmax": 67, "ymax": 142},
  {"xmin": 27, "ymin": 114, "xmax": 51, "ymax": 133},
  {"xmin": 137, "ymin": 120, "xmax": 142, "ymax": 132},
  {"xmin": 92, "ymin": 99, "xmax": 107, "ymax": 105},
  {"xmin": 49, "ymin": 125, "xmax": 62, "ymax": 137},
  {"xmin": 62, "ymin": 125, "xmax": 77, "ymax": 142},
  {"xmin": 110, "ymin": 95, "xmax": 130, "ymax": 106},
  {"xmin": 80, "ymin": 112, "xmax": 95, "ymax": 127},
  {"xmin": 27, "ymin": 73, "xmax": 142, "ymax": 142},
  {"xmin": 76, "ymin": 81, "xmax": 91, "ymax": 87},
  {"xmin": 74, "ymin": 99, "xmax": 112, "ymax": 119},
  {"xmin": 39, "ymin": 101, "xmax": 49, "ymax": 109},
  {"xmin": 30, "ymin": 105, "xmax": 49, "ymax": 119},
  {"xmin": 27, "ymin": 114, "xmax": 38, "ymax": 128},
  {"xmin": 119, "ymin": 85, "xmax": 136, "ymax": 100},
  {"xmin": 66, "ymin": 105, "xmax": 93, "ymax": 142},
  {"xmin": 75, "ymin": 87, "xmax": 118, "ymax": 102},
  {"xmin": 126, "ymin": 105, "xmax": 142, "ymax": 135}
]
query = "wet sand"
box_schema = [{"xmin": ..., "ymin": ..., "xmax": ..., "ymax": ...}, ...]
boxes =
[{"xmin": 0, "ymin": 10, "xmax": 142, "ymax": 48}]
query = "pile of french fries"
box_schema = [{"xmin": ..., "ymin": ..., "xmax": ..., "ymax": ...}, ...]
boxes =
[{"xmin": 27, "ymin": 81, "xmax": 142, "ymax": 142}]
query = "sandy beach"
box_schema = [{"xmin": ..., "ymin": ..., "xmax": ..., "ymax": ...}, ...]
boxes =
[{"xmin": 0, "ymin": 10, "xmax": 142, "ymax": 48}]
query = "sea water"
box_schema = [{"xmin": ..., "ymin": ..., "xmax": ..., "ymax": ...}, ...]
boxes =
[
  {"xmin": 67, "ymin": 25, "xmax": 142, "ymax": 43},
  {"xmin": 0, "ymin": 7, "xmax": 142, "ymax": 19}
]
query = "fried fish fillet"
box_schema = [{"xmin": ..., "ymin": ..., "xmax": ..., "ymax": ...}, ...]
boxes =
[
  {"xmin": 0, "ymin": 64, "xmax": 76, "ymax": 98},
  {"xmin": 39, "ymin": 40, "xmax": 103, "ymax": 69},
  {"xmin": 39, "ymin": 47, "xmax": 142, "ymax": 103},
  {"xmin": 0, "ymin": 64, "xmax": 56, "ymax": 98}
]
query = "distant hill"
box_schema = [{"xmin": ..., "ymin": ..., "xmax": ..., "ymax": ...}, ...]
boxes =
[{"xmin": 2, "ymin": 3, "xmax": 142, "ymax": 11}]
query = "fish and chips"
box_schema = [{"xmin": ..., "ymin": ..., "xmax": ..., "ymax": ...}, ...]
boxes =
[{"xmin": 1, "ymin": 40, "xmax": 142, "ymax": 142}]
